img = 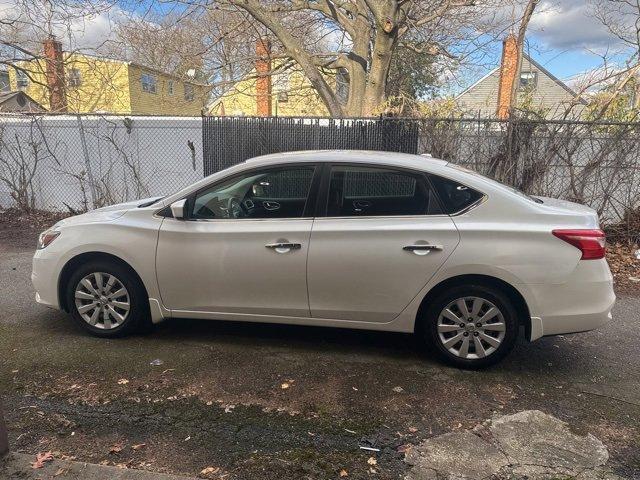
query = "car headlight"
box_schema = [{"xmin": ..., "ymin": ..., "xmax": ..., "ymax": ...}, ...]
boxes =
[{"xmin": 37, "ymin": 229, "xmax": 60, "ymax": 250}]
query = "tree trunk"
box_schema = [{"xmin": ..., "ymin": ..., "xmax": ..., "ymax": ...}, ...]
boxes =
[
  {"xmin": 344, "ymin": 16, "xmax": 371, "ymax": 116},
  {"xmin": 363, "ymin": 28, "xmax": 396, "ymax": 116},
  {"xmin": 229, "ymin": 0, "xmax": 344, "ymax": 117},
  {"xmin": 509, "ymin": 0, "xmax": 540, "ymax": 112}
]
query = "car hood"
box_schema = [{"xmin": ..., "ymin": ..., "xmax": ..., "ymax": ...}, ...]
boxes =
[{"xmin": 53, "ymin": 197, "xmax": 163, "ymax": 228}]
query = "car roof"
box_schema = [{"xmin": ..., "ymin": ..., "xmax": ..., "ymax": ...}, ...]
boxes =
[{"xmin": 244, "ymin": 150, "xmax": 449, "ymax": 170}]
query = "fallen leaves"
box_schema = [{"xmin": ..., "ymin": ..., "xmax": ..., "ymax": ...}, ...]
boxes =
[
  {"xmin": 117, "ymin": 379, "xmax": 129, "ymax": 385},
  {"xmin": 31, "ymin": 451, "xmax": 53, "ymax": 469},
  {"xmin": 339, "ymin": 468, "xmax": 349, "ymax": 477},
  {"xmin": 606, "ymin": 241, "xmax": 640, "ymax": 294},
  {"xmin": 109, "ymin": 443, "xmax": 123, "ymax": 455},
  {"xmin": 392, "ymin": 386, "xmax": 404, "ymax": 393},
  {"xmin": 200, "ymin": 466, "xmax": 220, "ymax": 477},
  {"xmin": 54, "ymin": 467, "xmax": 68, "ymax": 477},
  {"xmin": 397, "ymin": 444, "xmax": 412, "ymax": 454},
  {"xmin": 131, "ymin": 443, "xmax": 146, "ymax": 451},
  {"xmin": 367, "ymin": 457, "xmax": 377, "ymax": 466},
  {"xmin": 280, "ymin": 379, "xmax": 295, "ymax": 389}
]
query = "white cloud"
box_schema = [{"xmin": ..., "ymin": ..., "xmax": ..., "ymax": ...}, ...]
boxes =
[
  {"xmin": 0, "ymin": 0, "xmax": 129, "ymax": 53},
  {"xmin": 528, "ymin": 1, "xmax": 626, "ymax": 51}
]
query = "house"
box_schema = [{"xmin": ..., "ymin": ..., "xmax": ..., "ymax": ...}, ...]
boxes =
[
  {"xmin": 0, "ymin": 91, "xmax": 46, "ymax": 112},
  {"xmin": 8, "ymin": 37, "xmax": 210, "ymax": 116},
  {"xmin": 208, "ymin": 39, "xmax": 344, "ymax": 117},
  {"xmin": 456, "ymin": 35, "xmax": 587, "ymax": 119}
]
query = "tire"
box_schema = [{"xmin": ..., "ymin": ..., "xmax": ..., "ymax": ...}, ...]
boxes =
[
  {"xmin": 421, "ymin": 284, "xmax": 519, "ymax": 369},
  {"xmin": 66, "ymin": 260, "xmax": 151, "ymax": 337}
]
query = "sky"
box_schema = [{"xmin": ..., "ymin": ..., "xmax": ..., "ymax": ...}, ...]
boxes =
[
  {"xmin": 492, "ymin": 0, "xmax": 629, "ymax": 83},
  {"xmin": 0, "ymin": 0, "xmax": 632, "ymax": 88}
]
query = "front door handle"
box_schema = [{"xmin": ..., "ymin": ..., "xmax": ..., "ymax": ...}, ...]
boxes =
[
  {"xmin": 263, "ymin": 201, "xmax": 281, "ymax": 211},
  {"xmin": 265, "ymin": 242, "xmax": 302, "ymax": 253},
  {"xmin": 403, "ymin": 244, "xmax": 443, "ymax": 256}
]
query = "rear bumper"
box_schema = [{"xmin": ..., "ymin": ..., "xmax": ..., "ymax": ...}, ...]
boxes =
[{"xmin": 517, "ymin": 260, "xmax": 615, "ymax": 340}]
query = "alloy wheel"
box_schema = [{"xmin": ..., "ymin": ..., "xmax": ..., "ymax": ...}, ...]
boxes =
[
  {"xmin": 74, "ymin": 272, "xmax": 130, "ymax": 330},
  {"xmin": 436, "ymin": 296, "xmax": 506, "ymax": 359}
]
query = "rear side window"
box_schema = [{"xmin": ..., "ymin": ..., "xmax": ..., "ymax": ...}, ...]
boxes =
[
  {"xmin": 429, "ymin": 174, "xmax": 484, "ymax": 214},
  {"xmin": 326, "ymin": 166, "xmax": 442, "ymax": 217}
]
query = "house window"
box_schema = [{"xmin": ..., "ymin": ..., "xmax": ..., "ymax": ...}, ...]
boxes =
[
  {"xmin": 141, "ymin": 73, "xmax": 157, "ymax": 94},
  {"xmin": 67, "ymin": 68, "xmax": 82, "ymax": 88},
  {"xmin": 184, "ymin": 83, "xmax": 194, "ymax": 101},
  {"xmin": 519, "ymin": 71, "xmax": 537, "ymax": 90},
  {"xmin": 168, "ymin": 80, "xmax": 174, "ymax": 95},
  {"xmin": 0, "ymin": 71, "xmax": 9, "ymax": 92},
  {"xmin": 16, "ymin": 69, "xmax": 29, "ymax": 89},
  {"xmin": 277, "ymin": 92, "xmax": 289, "ymax": 103}
]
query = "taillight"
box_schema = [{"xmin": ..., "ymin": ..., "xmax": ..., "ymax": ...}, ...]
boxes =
[{"xmin": 552, "ymin": 229, "xmax": 606, "ymax": 260}]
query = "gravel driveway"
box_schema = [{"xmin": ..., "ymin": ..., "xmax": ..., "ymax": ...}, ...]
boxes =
[{"xmin": 1, "ymin": 238, "xmax": 639, "ymax": 479}]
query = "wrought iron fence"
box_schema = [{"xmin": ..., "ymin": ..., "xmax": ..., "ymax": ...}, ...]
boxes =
[{"xmin": 0, "ymin": 113, "xmax": 639, "ymax": 234}]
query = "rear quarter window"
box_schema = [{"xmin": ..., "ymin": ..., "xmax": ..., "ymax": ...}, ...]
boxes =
[{"xmin": 428, "ymin": 174, "xmax": 484, "ymax": 214}]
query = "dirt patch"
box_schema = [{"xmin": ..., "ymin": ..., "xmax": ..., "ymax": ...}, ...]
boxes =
[
  {"xmin": 0, "ymin": 208, "xmax": 69, "ymax": 251},
  {"xmin": 608, "ymin": 242, "xmax": 640, "ymax": 295}
]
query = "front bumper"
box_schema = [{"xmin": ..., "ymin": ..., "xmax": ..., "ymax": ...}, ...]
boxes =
[{"xmin": 32, "ymin": 253, "xmax": 61, "ymax": 310}]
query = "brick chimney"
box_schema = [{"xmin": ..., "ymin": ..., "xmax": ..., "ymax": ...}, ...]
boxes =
[
  {"xmin": 496, "ymin": 34, "xmax": 519, "ymax": 119},
  {"xmin": 255, "ymin": 38, "xmax": 272, "ymax": 117},
  {"xmin": 43, "ymin": 36, "xmax": 67, "ymax": 112}
]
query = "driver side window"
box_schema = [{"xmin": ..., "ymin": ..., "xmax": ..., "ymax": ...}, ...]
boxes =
[{"xmin": 191, "ymin": 166, "xmax": 316, "ymax": 220}]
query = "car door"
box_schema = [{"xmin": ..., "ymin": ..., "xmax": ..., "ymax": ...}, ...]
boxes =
[
  {"xmin": 307, "ymin": 164, "xmax": 460, "ymax": 323},
  {"xmin": 156, "ymin": 164, "xmax": 320, "ymax": 317}
]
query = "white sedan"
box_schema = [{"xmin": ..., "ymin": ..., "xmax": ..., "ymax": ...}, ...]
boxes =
[{"xmin": 32, "ymin": 150, "xmax": 615, "ymax": 368}]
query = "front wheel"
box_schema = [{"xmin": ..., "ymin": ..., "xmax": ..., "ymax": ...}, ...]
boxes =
[
  {"xmin": 421, "ymin": 285, "xmax": 519, "ymax": 368},
  {"xmin": 66, "ymin": 260, "xmax": 150, "ymax": 337}
]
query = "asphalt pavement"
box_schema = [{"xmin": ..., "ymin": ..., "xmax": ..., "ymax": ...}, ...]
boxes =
[{"xmin": 1, "ymin": 244, "xmax": 639, "ymax": 479}]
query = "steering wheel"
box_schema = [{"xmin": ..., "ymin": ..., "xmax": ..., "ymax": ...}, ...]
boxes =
[{"xmin": 227, "ymin": 197, "xmax": 246, "ymax": 218}]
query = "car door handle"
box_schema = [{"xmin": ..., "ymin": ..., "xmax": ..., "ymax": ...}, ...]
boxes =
[
  {"xmin": 403, "ymin": 244, "xmax": 443, "ymax": 255},
  {"xmin": 265, "ymin": 242, "xmax": 301, "ymax": 253},
  {"xmin": 263, "ymin": 201, "xmax": 281, "ymax": 211}
]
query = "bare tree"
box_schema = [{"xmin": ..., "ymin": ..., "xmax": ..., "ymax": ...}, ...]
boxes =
[
  {"xmin": 508, "ymin": 0, "xmax": 539, "ymax": 112},
  {"xmin": 184, "ymin": 0, "xmax": 502, "ymax": 117},
  {"xmin": 588, "ymin": 0, "xmax": 640, "ymax": 113}
]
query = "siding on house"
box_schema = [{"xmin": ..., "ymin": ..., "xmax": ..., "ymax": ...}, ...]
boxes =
[
  {"xmin": 7, "ymin": 53, "xmax": 208, "ymax": 115},
  {"xmin": 456, "ymin": 55, "xmax": 585, "ymax": 118},
  {"xmin": 127, "ymin": 65, "xmax": 208, "ymax": 116},
  {"xmin": 209, "ymin": 65, "xmax": 331, "ymax": 117}
]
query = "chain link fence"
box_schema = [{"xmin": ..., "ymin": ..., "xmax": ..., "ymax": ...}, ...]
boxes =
[
  {"xmin": 416, "ymin": 117, "xmax": 640, "ymax": 227},
  {"xmin": 1, "ymin": 113, "xmax": 639, "ymax": 235},
  {"xmin": 0, "ymin": 114, "xmax": 202, "ymax": 212}
]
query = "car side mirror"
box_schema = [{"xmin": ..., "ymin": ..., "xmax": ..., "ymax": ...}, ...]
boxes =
[{"xmin": 170, "ymin": 199, "xmax": 187, "ymax": 219}]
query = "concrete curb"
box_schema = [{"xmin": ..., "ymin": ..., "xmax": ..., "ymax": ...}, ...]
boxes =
[{"xmin": 1, "ymin": 453, "xmax": 199, "ymax": 480}]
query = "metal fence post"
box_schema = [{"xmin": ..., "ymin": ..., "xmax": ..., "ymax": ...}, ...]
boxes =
[
  {"xmin": 0, "ymin": 398, "xmax": 8, "ymax": 456},
  {"xmin": 76, "ymin": 115, "xmax": 97, "ymax": 208}
]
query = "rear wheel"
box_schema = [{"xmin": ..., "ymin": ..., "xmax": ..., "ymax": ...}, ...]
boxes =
[
  {"xmin": 66, "ymin": 260, "xmax": 150, "ymax": 337},
  {"xmin": 421, "ymin": 284, "xmax": 519, "ymax": 368}
]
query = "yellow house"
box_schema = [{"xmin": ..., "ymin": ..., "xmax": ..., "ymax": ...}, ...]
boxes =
[
  {"xmin": 209, "ymin": 63, "xmax": 342, "ymax": 117},
  {"xmin": 8, "ymin": 52, "xmax": 209, "ymax": 116}
]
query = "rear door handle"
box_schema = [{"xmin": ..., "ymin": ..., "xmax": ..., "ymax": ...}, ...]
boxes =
[
  {"xmin": 265, "ymin": 242, "xmax": 301, "ymax": 253},
  {"xmin": 403, "ymin": 244, "xmax": 443, "ymax": 255}
]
